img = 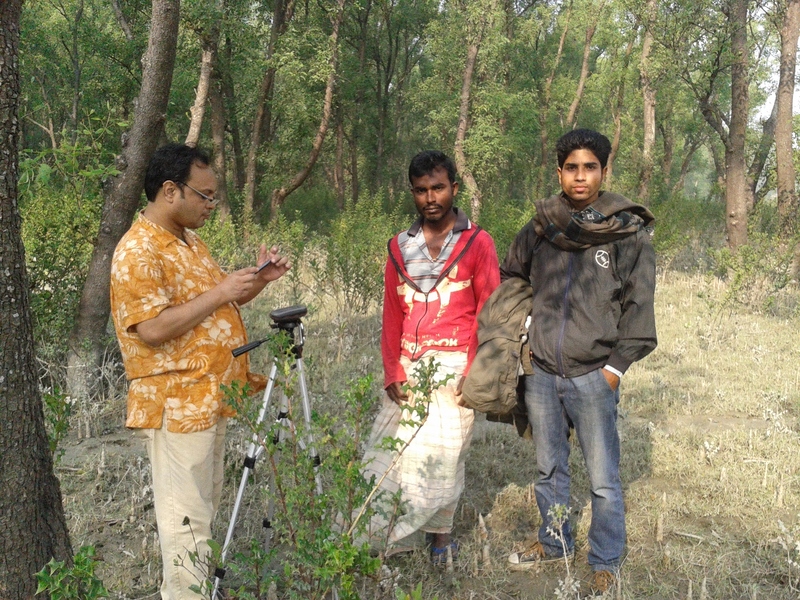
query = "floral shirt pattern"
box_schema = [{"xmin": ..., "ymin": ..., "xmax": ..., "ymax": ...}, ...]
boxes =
[{"xmin": 110, "ymin": 213, "xmax": 263, "ymax": 433}]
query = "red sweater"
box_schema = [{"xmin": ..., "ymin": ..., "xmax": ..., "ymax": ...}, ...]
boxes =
[{"xmin": 381, "ymin": 222, "xmax": 500, "ymax": 388}]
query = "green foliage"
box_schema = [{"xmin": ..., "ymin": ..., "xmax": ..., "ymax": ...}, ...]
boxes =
[
  {"xmin": 395, "ymin": 582, "xmax": 438, "ymax": 600},
  {"xmin": 18, "ymin": 114, "xmax": 122, "ymax": 357},
  {"xmin": 221, "ymin": 356, "xmax": 382, "ymax": 599},
  {"xmin": 310, "ymin": 196, "xmax": 405, "ymax": 314},
  {"xmin": 21, "ymin": 183, "xmax": 98, "ymax": 353},
  {"xmin": 650, "ymin": 192, "xmax": 724, "ymax": 270},
  {"xmin": 200, "ymin": 211, "xmax": 308, "ymax": 274},
  {"xmin": 42, "ymin": 387, "xmax": 75, "ymax": 463},
  {"xmin": 218, "ymin": 345, "xmax": 454, "ymax": 598},
  {"xmin": 35, "ymin": 545, "xmax": 109, "ymax": 600},
  {"xmin": 710, "ymin": 233, "xmax": 797, "ymax": 314},
  {"xmin": 476, "ymin": 195, "xmax": 534, "ymax": 260}
]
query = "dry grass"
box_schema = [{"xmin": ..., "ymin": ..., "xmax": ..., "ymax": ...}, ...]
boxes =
[{"xmin": 56, "ymin": 270, "xmax": 800, "ymax": 599}]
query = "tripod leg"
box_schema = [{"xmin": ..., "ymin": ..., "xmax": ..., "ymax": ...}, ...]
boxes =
[
  {"xmin": 262, "ymin": 384, "xmax": 290, "ymax": 555},
  {"xmin": 295, "ymin": 358, "xmax": 323, "ymax": 495},
  {"xmin": 212, "ymin": 359, "xmax": 279, "ymax": 600}
]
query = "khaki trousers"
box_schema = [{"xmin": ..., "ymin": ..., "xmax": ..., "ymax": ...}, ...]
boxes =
[{"xmin": 140, "ymin": 417, "xmax": 227, "ymax": 599}]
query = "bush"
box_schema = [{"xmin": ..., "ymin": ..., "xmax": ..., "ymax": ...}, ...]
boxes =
[
  {"xmin": 35, "ymin": 545, "xmax": 109, "ymax": 600},
  {"xmin": 21, "ymin": 186, "xmax": 101, "ymax": 357},
  {"xmin": 476, "ymin": 195, "xmax": 534, "ymax": 260},
  {"xmin": 310, "ymin": 196, "xmax": 406, "ymax": 314}
]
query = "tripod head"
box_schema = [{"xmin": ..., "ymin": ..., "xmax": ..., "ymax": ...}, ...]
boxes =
[{"xmin": 231, "ymin": 304, "xmax": 307, "ymax": 357}]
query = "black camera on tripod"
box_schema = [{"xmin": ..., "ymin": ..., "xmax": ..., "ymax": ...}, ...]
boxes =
[{"xmin": 231, "ymin": 305, "xmax": 307, "ymax": 357}]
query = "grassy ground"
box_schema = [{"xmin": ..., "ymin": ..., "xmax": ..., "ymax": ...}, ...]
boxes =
[{"xmin": 56, "ymin": 269, "xmax": 800, "ymax": 599}]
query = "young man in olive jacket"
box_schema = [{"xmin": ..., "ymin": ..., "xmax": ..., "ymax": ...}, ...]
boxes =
[{"xmin": 501, "ymin": 129, "xmax": 656, "ymax": 594}]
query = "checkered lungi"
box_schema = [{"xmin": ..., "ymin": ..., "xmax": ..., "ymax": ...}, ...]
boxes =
[{"xmin": 361, "ymin": 350, "xmax": 474, "ymax": 554}]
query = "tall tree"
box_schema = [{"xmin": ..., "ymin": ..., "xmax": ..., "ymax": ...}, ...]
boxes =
[
  {"xmin": 0, "ymin": 1, "xmax": 74, "ymax": 598},
  {"xmin": 65, "ymin": 0, "xmax": 181, "ymax": 400},
  {"xmin": 536, "ymin": 1, "xmax": 572, "ymax": 196},
  {"xmin": 775, "ymin": 0, "xmax": 800, "ymax": 232},
  {"xmin": 726, "ymin": 0, "xmax": 749, "ymax": 249},
  {"xmin": 269, "ymin": 0, "xmax": 347, "ymax": 218},
  {"xmin": 453, "ymin": 0, "xmax": 495, "ymax": 221},
  {"xmin": 565, "ymin": 0, "xmax": 607, "ymax": 128},
  {"xmin": 638, "ymin": 0, "xmax": 657, "ymax": 201},
  {"xmin": 242, "ymin": 0, "xmax": 295, "ymax": 217}
]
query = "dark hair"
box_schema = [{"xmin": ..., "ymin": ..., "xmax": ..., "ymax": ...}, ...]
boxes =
[
  {"xmin": 144, "ymin": 143, "xmax": 211, "ymax": 202},
  {"xmin": 555, "ymin": 129, "xmax": 612, "ymax": 169},
  {"xmin": 408, "ymin": 150, "xmax": 457, "ymax": 184}
]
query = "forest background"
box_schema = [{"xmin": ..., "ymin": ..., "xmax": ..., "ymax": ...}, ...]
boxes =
[{"xmin": 4, "ymin": 0, "xmax": 800, "ymax": 598}]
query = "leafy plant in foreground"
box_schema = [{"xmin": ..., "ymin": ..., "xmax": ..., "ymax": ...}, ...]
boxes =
[
  {"xmin": 42, "ymin": 386, "xmax": 75, "ymax": 463},
  {"xmin": 219, "ymin": 339, "xmax": 448, "ymax": 598},
  {"xmin": 35, "ymin": 545, "xmax": 108, "ymax": 600},
  {"xmin": 547, "ymin": 504, "xmax": 580, "ymax": 600}
]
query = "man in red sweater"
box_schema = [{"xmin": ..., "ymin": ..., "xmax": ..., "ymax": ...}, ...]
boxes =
[{"xmin": 362, "ymin": 150, "xmax": 499, "ymax": 562}]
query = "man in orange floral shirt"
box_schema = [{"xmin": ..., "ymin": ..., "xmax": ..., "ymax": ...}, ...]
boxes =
[{"xmin": 110, "ymin": 144, "xmax": 290, "ymax": 599}]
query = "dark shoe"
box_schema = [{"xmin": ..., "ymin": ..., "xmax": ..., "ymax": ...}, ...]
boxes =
[
  {"xmin": 507, "ymin": 541, "xmax": 573, "ymax": 571},
  {"xmin": 430, "ymin": 540, "xmax": 459, "ymax": 566}
]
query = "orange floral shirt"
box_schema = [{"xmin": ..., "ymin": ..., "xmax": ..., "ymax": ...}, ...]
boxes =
[{"xmin": 110, "ymin": 213, "xmax": 263, "ymax": 433}]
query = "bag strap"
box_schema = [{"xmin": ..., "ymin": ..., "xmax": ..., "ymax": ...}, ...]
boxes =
[{"xmin": 387, "ymin": 225, "xmax": 482, "ymax": 293}]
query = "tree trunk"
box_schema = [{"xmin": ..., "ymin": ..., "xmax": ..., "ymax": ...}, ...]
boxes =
[
  {"xmin": 185, "ymin": 41, "xmax": 217, "ymax": 147},
  {"xmin": 726, "ymin": 0, "xmax": 749, "ymax": 250},
  {"xmin": 639, "ymin": 0, "xmax": 656, "ymax": 202},
  {"xmin": 270, "ymin": 0, "xmax": 346, "ymax": 218},
  {"xmin": 749, "ymin": 97, "xmax": 777, "ymax": 206},
  {"xmin": 65, "ymin": 0, "xmax": 181, "ymax": 403},
  {"xmin": 69, "ymin": 0, "xmax": 84, "ymax": 144},
  {"xmin": 776, "ymin": 0, "xmax": 800, "ymax": 232},
  {"xmin": 607, "ymin": 35, "xmax": 636, "ymax": 188},
  {"xmin": 537, "ymin": 1, "xmax": 572, "ymax": 195},
  {"xmin": 660, "ymin": 120, "xmax": 675, "ymax": 190},
  {"xmin": 210, "ymin": 76, "xmax": 231, "ymax": 220},
  {"xmin": 243, "ymin": 0, "xmax": 294, "ymax": 218},
  {"xmin": 334, "ymin": 115, "xmax": 346, "ymax": 208},
  {"xmin": 672, "ymin": 133, "xmax": 703, "ymax": 195},
  {"xmin": 110, "ymin": 0, "xmax": 135, "ymax": 41},
  {"xmin": 220, "ymin": 36, "xmax": 245, "ymax": 191},
  {"xmin": 0, "ymin": 3, "xmax": 74, "ymax": 598},
  {"xmin": 710, "ymin": 140, "xmax": 727, "ymax": 192},
  {"xmin": 565, "ymin": 0, "xmax": 605, "ymax": 128},
  {"xmin": 454, "ymin": 37, "xmax": 483, "ymax": 220}
]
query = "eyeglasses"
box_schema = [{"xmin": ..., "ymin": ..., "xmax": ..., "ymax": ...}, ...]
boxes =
[{"xmin": 177, "ymin": 181, "xmax": 219, "ymax": 207}]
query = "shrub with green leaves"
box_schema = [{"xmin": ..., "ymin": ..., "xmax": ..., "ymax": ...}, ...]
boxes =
[
  {"xmin": 35, "ymin": 545, "xmax": 109, "ymax": 600},
  {"xmin": 216, "ymin": 335, "xmax": 451, "ymax": 598},
  {"xmin": 19, "ymin": 119, "xmax": 121, "ymax": 359},
  {"xmin": 311, "ymin": 197, "xmax": 405, "ymax": 314},
  {"xmin": 219, "ymin": 332, "xmax": 382, "ymax": 599},
  {"xmin": 42, "ymin": 386, "xmax": 75, "ymax": 463}
]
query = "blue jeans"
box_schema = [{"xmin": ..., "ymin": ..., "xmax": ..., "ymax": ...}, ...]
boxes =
[{"xmin": 524, "ymin": 365, "xmax": 624, "ymax": 571}]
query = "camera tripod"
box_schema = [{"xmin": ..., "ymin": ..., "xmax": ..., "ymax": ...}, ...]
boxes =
[{"xmin": 212, "ymin": 305, "xmax": 322, "ymax": 600}]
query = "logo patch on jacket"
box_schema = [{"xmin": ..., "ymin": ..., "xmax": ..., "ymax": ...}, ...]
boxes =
[{"xmin": 595, "ymin": 250, "xmax": 610, "ymax": 269}]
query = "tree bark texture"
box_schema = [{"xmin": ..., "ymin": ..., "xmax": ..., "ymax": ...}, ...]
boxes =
[
  {"xmin": 638, "ymin": 0, "xmax": 656, "ymax": 202},
  {"xmin": 454, "ymin": 36, "xmax": 483, "ymax": 221},
  {"xmin": 565, "ymin": 0, "xmax": 605, "ymax": 129},
  {"xmin": 726, "ymin": 0, "xmax": 749, "ymax": 250},
  {"xmin": 270, "ymin": 0, "xmax": 346, "ymax": 218},
  {"xmin": 537, "ymin": 1, "xmax": 571, "ymax": 196},
  {"xmin": 185, "ymin": 42, "xmax": 217, "ymax": 147},
  {"xmin": 210, "ymin": 76, "xmax": 231, "ymax": 220},
  {"xmin": 776, "ymin": 0, "xmax": 800, "ymax": 231},
  {"xmin": 607, "ymin": 35, "xmax": 636, "ymax": 188},
  {"xmin": 1, "ymin": 3, "xmax": 74, "ymax": 598},
  {"xmin": 749, "ymin": 97, "xmax": 777, "ymax": 206},
  {"xmin": 243, "ymin": 0, "xmax": 295, "ymax": 217},
  {"xmin": 65, "ymin": 0, "xmax": 181, "ymax": 402}
]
